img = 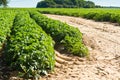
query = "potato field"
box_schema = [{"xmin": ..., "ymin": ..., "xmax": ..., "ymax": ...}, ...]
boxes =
[
  {"xmin": 0, "ymin": 9, "xmax": 88, "ymax": 79},
  {"xmin": 0, "ymin": 8, "xmax": 120, "ymax": 80}
]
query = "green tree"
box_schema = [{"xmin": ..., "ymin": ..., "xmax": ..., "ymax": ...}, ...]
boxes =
[
  {"xmin": 37, "ymin": 0, "xmax": 56, "ymax": 8},
  {"xmin": 54, "ymin": 0, "xmax": 63, "ymax": 4},
  {"xmin": 84, "ymin": 1, "xmax": 95, "ymax": 8},
  {"xmin": 36, "ymin": 0, "xmax": 96, "ymax": 8},
  {"xmin": 78, "ymin": 0, "xmax": 85, "ymax": 7},
  {"xmin": 0, "ymin": 0, "xmax": 9, "ymax": 7}
]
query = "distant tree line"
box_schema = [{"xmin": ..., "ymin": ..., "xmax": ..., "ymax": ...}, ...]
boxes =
[{"xmin": 36, "ymin": 0, "xmax": 96, "ymax": 8}]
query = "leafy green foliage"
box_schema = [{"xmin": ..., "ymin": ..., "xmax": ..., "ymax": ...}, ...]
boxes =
[
  {"xmin": 110, "ymin": 14, "xmax": 120, "ymax": 23},
  {"xmin": 93, "ymin": 13, "xmax": 112, "ymax": 21},
  {"xmin": 36, "ymin": 0, "xmax": 95, "ymax": 8},
  {"xmin": 5, "ymin": 11, "xmax": 55, "ymax": 79},
  {"xmin": 83, "ymin": 12, "xmax": 97, "ymax": 19},
  {"xmin": 0, "ymin": 10, "xmax": 15, "ymax": 50},
  {"xmin": 63, "ymin": 36, "xmax": 88, "ymax": 56},
  {"xmin": 30, "ymin": 11, "xmax": 89, "ymax": 57}
]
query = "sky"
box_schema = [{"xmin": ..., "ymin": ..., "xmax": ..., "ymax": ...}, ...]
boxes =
[
  {"xmin": 8, "ymin": 0, "xmax": 40, "ymax": 8},
  {"xmin": 90, "ymin": 0, "xmax": 120, "ymax": 7},
  {"xmin": 8, "ymin": 0, "xmax": 120, "ymax": 8}
]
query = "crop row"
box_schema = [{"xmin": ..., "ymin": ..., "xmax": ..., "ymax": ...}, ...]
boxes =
[
  {"xmin": 5, "ymin": 11, "xmax": 55, "ymax": 78},
  {"xmin": 38, "ymin": 8, "xmax": 120, "ymax": 24},
  {"xmin": 29, "ymin": 11, "xmax": 88, "ymax": 57},
  {"xmin": 0, "ymin": 10, "xmax": 15, "ymax": 51}
]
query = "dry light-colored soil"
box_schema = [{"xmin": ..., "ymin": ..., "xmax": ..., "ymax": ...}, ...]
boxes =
[{"xmin": 41, "ymin": 14, "xmax": 120, "ymax": 80}]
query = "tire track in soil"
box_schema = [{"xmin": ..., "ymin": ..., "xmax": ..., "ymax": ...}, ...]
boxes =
[{"xmin": 41, "ymin": 14, "xmax": 120, "ymax": 80}]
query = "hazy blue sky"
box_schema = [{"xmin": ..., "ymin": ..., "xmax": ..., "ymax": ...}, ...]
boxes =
[
  {"xmin": 8, "ymin": 0, "xmax": 120, "ymax": 7},
  {"xmin": 8, "ymin": 0, "xmax": 40, "ymax": 7},
  {"xmin": 91, "ymin": 0, "xmax": 120, "ymax": 7}
]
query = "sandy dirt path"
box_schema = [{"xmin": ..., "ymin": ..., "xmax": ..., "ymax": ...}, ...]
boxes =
[{"xmin": 41, "ymin": 14, "xmax": 120, "ymax": 80}]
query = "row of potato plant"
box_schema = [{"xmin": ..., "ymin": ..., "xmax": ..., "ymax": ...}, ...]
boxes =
[
  {"xmin": 0, "ymin": 10, "xmax": 15, "ymax": 50},
  {"xmin": 29, "ymin": 11, "xmax": 89, "ymax": 57},
  {"xmin": 5, "ymin": 11, "xmax": 55, "ymax": 79},
  {"xmin": 83, "ymin": 12, "xmax": 120, "ymax": 24},
  {"xmin": 38, "ymin": 8, "xmax": 120, "ymax": 24}
]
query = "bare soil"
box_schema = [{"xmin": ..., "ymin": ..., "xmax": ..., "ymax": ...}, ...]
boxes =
[{"xmin": 41, "ymin": 14, "xmax": 120, "ymax": 80}]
